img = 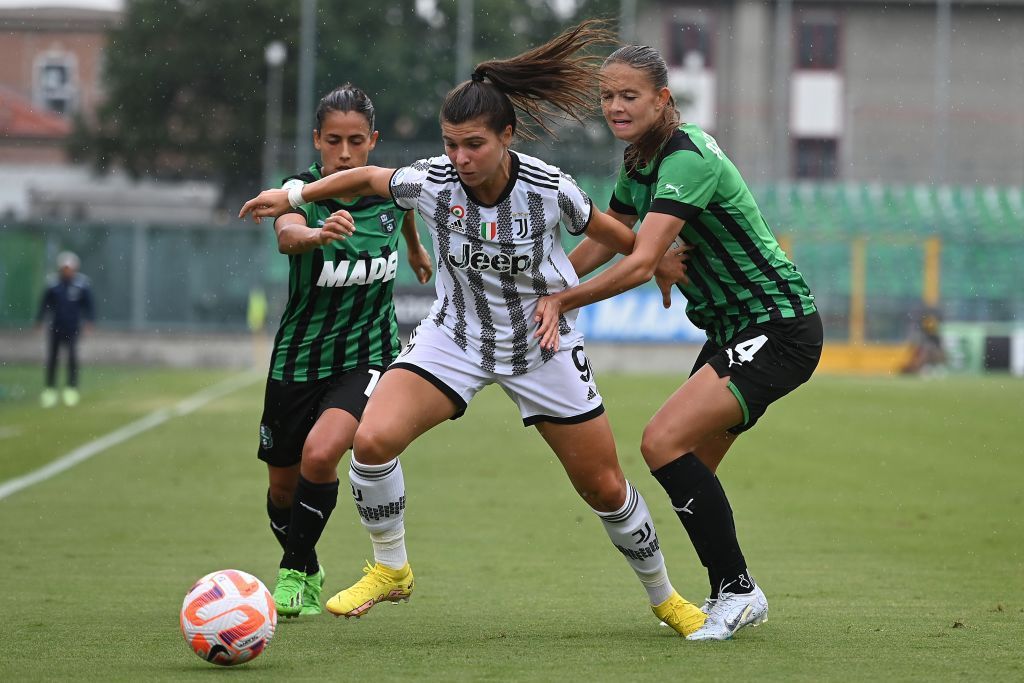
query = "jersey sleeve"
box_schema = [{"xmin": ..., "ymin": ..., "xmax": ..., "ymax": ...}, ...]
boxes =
[
  {"xmin": 37, "ymin": 283, "xmax": 55, "ymax": 322},
  {"xmin": 79, "ymin": 276, "xmax": 95, "ymax": 321},
  {"xmin": 557, "ymin": 172, "xmax": 594, "ymax": 236},
  {"xmin": 388, "ymin": 160, "xmax": 429, "ymax": 212},
  {"xmin": 650, "ymin": 150, "xmax": 719, "ymax": 221},
  {"xmin": 608, "ymin": 165, "xmax": 637, "ymax": 215}
]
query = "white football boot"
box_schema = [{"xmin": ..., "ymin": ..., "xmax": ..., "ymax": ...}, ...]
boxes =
[
  {"xmin": 699, "ymin": 596, "xmax": 717, "ymax": 615},
  {"xmin": 686, "ymin": 580, "xmax": 768, "ymax": 641}
]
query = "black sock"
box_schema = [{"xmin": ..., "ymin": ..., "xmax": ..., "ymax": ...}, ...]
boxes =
[
  {"xmin": 651, "ymin": 454, "xmax": 752, "ymax": 596},
  {"xmin": 280, "ymin": 476, "xmax": 338, "ymax": 573},
  {"xmin": 712, "ymin": 475, "xmax": 738, "ymax": 537},
  {"xmin": 708, "ymin": 475, "xmax": 750, "ymax": 596},
  {"xmin": 266, "ymin": 490, "xmax": 290, "ymax": 551},
  {"xmin": 268, "ymin": 490, "xmax": 321, "ymax": 573}
]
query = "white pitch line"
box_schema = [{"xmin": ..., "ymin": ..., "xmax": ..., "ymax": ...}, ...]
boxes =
[{"xmin": 0, "ymin": 371, "xmax": 260, "ymax": 502}]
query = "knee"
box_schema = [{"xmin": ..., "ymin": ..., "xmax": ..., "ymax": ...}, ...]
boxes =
[
  {"xmin": 302, "ymin": 440, "xmax": 345, "ymax": 480},
  {"xmin": 267, "ymin": 482, "xmax": 293, "ymax": 509},
  {"xmin": 578, "ymin": 471, "xmax": 628, "ymax": 513},
  {"xmin": 639, "ymin": 425, "xmax": 669, "ymax": 463},
  {"xmin": 640, "ymin": 424, "xmax": 691, "ymax": 469},
  {"xmin": 352, "ymin": 426, "xmax": 401, "ymax": 466}
]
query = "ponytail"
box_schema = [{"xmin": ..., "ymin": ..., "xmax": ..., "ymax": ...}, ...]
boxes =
[{"xmin": 440, "ymin": 19, "xmax": 618, "ymax": 140}]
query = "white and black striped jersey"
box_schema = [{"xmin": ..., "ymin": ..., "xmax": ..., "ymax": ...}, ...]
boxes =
[{"xmin": 389, "ymin": 150, "xmax": 594, "ymax": 375}]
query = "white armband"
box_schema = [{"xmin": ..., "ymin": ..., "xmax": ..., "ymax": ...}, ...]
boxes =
[{"xmin": 287, "ymin": 184, "xmax": 306, "ymax": 209}]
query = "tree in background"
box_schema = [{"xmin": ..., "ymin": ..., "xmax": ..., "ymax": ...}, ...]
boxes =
[{"xmin": 70, "ymin": 0, "xmax": 620, "ymax": 199}]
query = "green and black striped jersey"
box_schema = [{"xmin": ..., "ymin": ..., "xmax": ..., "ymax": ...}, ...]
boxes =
[
  {"xmin": 610, "ymin": 123, "xmax": 816, "ymax": 346},
  {"xmin": 270, "ymin": 163, "xmax": 408, "ymax": 382}
]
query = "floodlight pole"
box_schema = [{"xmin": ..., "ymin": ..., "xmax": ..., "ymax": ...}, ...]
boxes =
[
  {"xmin": 933, "ymin": 0, "xmax": 951, "ymax": 185},
  {"xmin": 295, "ymin": 0, "xmax": 317, "ymax": 170},
  {"xmin": 772, "ymin": 0, "xmax": 793, "ymax": 180},
  {"xmin": 619, "ymin": 0, "xmax": 636, "ymax": 44},
  {"xmin": 263, "ymin": 41, "xmax": 287, "ymax": 188},
  {"xmin": 456, "ymin": 0, "xmax": 473, "ymax": 85}
]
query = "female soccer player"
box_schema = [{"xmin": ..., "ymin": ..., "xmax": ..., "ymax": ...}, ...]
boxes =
[
  {"xmin": 241, "ymin": 22, "xmax": 707, "ymax": 637},
  {"xmin": 258, "ymin": 84, "xmax": 432, "ymax": 618},
  {"xmin": 534, "ymin": 45, "xmax": 823, "ymax": 641}
]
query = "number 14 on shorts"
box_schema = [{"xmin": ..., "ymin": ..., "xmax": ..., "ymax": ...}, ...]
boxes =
[{"xmin": 726, "ymin": 335, "xmax": 767, "ymax": 367}]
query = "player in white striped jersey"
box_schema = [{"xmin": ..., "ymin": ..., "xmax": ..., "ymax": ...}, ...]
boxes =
[
  {"xmin": 389, "ymin": 150, "xmax": 590, "ymax": 375},
  {"xmin": 240, "ymin": 20, "xmax": 706, "ymax": 637}
]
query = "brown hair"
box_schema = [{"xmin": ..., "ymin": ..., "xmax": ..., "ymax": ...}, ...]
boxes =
[
  {"xmin": 602, "ymin": 45, "xmax": 680, "ymax": 172},
  {"xmin": 315, "ymin": 83, "xmax": 375, "ymax": 133},
  {"xmin": 440, "ymin": 19, "xmax": 617, "ymax": 140}
]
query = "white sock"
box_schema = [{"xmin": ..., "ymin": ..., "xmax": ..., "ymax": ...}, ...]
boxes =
[
  {"xmin": 595, "ymin": 481, "xmax": 674, "ymax": 605},
  {"xmin": 349, "ymin": 456, "xmax": 408, "ymax": 569}
]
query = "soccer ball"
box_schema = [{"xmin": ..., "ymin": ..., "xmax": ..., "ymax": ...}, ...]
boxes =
[{"xmin": 180, "ymin": 569, "xmax": 277, "ymax": 666}]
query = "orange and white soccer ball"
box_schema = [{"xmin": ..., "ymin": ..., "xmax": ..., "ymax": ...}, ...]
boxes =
[{"xmin": 180, "ymin": 569, "xmax": 277, "ymax": 666}]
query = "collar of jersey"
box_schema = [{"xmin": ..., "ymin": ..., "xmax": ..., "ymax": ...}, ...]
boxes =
[
  {"xmin": 459, "ymin": 150, "xmax": 521, "ymax": 208},
  {"xmin": 625, "ymin": 126, "xmax": 699, "ymax": 185}
]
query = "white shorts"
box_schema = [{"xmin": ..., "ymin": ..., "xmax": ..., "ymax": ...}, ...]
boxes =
[{"xmin": 389, "ymin": 322, "xmax": 605, "ymax": 426}]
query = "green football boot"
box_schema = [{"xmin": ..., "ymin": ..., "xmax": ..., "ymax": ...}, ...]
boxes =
[
  {"xmin": 300, "ymin": 565, "xmax": 326, "ymax": 616},
  {"xmin": 273, "ymin": 567, "xmax": 305, "ymax": 618}
]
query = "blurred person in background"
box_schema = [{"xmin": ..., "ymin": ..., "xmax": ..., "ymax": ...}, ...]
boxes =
[
  {"xmin": 35, "ymin": 251, "xmax": 94, "ymax": 408},
  {"xmin": 900, "ymin": 308, "xmax": 946, "ymax": 375},
  {"xmin": 241, "ymin": 21, "xmax": 710, "ymax": 638},
  {"xmin": 535, "ymin": 44, "xmax": 822, "ymax": 641},
  {"xmin": 257, "ymin": 84, "xmax": 433, "ymax": 618}
]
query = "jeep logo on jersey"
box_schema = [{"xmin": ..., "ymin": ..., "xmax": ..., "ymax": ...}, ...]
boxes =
[
  {"xmin": 446, "ymin": 243, "xmax": 532, "ymax": 275},
  {"xmin": 379, "ymin": 211, "xmax": 397, "ymax": 234},
  {"xmin": 317, "ymin": 252, "xmax": 399, "ymax": 287}
]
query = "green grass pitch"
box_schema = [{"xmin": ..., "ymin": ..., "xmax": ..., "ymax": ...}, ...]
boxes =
[{"xmin": 0, "ymin": 363, "xmax": 1021, "ymax": 680}]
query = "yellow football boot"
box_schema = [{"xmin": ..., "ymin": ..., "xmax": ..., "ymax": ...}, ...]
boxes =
[
  {"xmin": 325, "ymin": 561, "xmax": 414, "ymax": 618},
  {"xmin": 652, "ymin": 591, "xmax": 707, "ymax": 637}
]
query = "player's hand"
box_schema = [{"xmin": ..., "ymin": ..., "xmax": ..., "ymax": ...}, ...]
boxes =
[
  {"xmin": 533, "ymin": 294, "xmax": 564, "ymax": 352},
  {"xmin": 238, "ymin": 189, "xmax": 290, "ymax": 223},
  {"xmin": 655, "ymin": 241, "xmax": 691, "ymax": 284},
  {"xmin": 316, "ymin": 210, "xmax": 355, "ymax": 244},
  {"xmin": 654, "ymin": 241, "xmax": 691, "ymax": 308},
  {"xmin": 407, "ymin": 244, "xmax": 433, "ymax": 284},
  {"xmin": 655, "ymin": 275, "xmax": 676, "ymax": 309}
]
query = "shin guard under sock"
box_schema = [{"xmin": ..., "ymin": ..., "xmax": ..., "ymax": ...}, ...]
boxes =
[{"xmin": 652, "ymin": 454, "xmax": 750, "ymax": 596}]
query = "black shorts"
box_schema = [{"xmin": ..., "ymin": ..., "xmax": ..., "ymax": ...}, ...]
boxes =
[
  {"xmin": 690, "ymin": 312, "xmax": 823, "ymax": 434},
  {"xmin": 257, "ymin": 366, "xmax": 385, "ymax": 467}
]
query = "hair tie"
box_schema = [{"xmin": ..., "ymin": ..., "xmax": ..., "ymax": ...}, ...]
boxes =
[{"xmin": 470, "ymin": 72, "xmax": 485, "ymax": 82}]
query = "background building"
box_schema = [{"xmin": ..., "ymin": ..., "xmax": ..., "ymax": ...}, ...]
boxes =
[
  {"xmin": 0, "ymin": 0, "xmax": 1021, "ymax": 373},
  {"xmin": 0, "ymin": 0, "xmax": 218, "ymax": 221},
  {"xmin": 0, "ymin": 3, "xmax": 117, "ymax": 164},
  {"xmin": 640, "ymin": 0, "xmax": 1024, "ymax": 186}
]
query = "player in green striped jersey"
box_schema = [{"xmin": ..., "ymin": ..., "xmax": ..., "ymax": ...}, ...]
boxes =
[
  {"xmin": 259, "ymin": 84, "xmax": 432, "ymax": 617},
  {"xmin": 535, "ymin": 45, "xmax": 823, "ymax": 640}
]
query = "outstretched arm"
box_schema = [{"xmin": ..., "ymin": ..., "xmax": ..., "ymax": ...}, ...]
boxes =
[
  {"xmin": 239, "ymin": 166, "xmax": 396, "ymax": 222},
  {"xmin": 535, "ymin": 211, "xmax": 685, "ymax": 350},
  {"xmin": 580, "ymin": 209, "xmax": 637, "ymax": 257},
  {"xmin": 569, "ymin": 208, "xmax": 638, "ymax": 278}
]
